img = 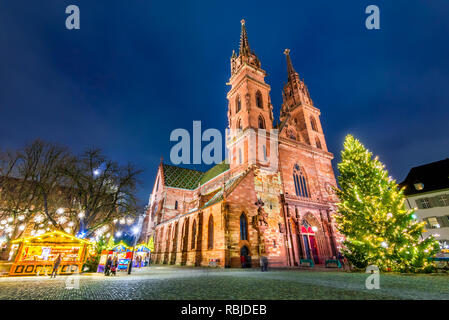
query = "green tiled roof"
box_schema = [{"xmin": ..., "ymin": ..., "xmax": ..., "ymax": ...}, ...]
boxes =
[
  {"xmin": 199, "ymin": 161, "xmax": 230, "ymax": 185},
  {"xmin": 162, "ymin": 164, "xmax": 204, "ymax": 189},
  {"xmin": 161, "ymin": 162, "xmax": 230, "ymax": 190}
]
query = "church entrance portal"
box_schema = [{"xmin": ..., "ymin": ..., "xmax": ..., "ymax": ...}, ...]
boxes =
[{"xmin": 240, "ymin": 245, "xmax": 251, "ymax": 268}]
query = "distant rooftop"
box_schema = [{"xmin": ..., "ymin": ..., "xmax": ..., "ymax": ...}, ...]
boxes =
[{"xmin": 400, "ymin": 158, "xmax": 449, "ymax": 196}]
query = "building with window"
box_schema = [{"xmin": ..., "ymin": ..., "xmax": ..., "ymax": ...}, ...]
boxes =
[
  {"xmin": 400, "ymin": 158, "xmax": 449, "ymax": 254},
  {"xmin": 142, "ymin": 20, "xmax": 340, "ymax": 268}
]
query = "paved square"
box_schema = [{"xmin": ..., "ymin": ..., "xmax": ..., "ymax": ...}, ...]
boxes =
[{"xmin": 0, "ymin": 266, "xmax": 448, "ymax": 300}]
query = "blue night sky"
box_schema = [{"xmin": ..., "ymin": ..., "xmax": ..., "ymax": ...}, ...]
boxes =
[{"xmin": 1, "ymin": 1, "xmax": 448, "ymax": 206}]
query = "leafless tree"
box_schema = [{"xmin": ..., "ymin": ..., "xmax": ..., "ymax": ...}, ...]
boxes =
[
  {"xmin": 0, "ymin": 140, "xmax": 143, "ymax": 244},
  {"xmin": 60, "ymin": 149, "xmax": 143, "ymax": 238}
]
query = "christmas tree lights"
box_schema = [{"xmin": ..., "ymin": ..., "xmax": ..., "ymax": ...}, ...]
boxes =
[{"xmin": 335, "ymin": 135, "xmax": 438, "ymax": 272}]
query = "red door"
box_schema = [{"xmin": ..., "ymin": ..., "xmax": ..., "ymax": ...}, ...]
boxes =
[{"xmin": 309, "ymin": 235, "xmax": 319, "ymax": 264}]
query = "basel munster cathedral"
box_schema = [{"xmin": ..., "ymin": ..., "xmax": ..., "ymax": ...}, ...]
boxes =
[{"xmin": 143, "ymin": 20, "xmax": 341, "ymax": 268}]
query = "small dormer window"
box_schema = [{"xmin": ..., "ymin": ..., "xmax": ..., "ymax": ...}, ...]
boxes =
[{"xmin": 414, "ymin": 182, "xmax": 424, "ymax": 190}]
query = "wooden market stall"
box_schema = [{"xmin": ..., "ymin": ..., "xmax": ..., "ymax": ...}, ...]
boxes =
[
  {"xmin": 9, "ymin": 230, "xmax": 93, "ymax": 276},
  {"xmin": 96, "ymin": 242, "xmax": 151, "ymax": 273},
  {"xmin": 133, "ymin": 243, "xmax": 151, "ymax": 268},
  {"xmin": 97, "ymin": 242, "xmax": 132, "ymax": 273}
]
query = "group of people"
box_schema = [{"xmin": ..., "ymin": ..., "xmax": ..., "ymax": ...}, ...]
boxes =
[{"xmin": 104, "ymin": 256, "xmax": 118, "ymax": 276}]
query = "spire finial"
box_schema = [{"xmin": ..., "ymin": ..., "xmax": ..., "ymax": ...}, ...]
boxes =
[
  {"xmin": 284, "ymin": 48, "xmax": 297, "ymax": 80},
  {"xmin": 239, "ymin": 19, "xmax": 250, "ymax": 56}
]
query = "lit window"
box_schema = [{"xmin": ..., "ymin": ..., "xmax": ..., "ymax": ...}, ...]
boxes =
[{"xmin": 414, "ymin": 182, "xmax": 424, "ymax": 190}]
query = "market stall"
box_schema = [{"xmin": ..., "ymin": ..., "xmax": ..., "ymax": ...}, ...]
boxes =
[
  {"xmin": 9, "ymin": 231, "xmax": 92, "ymax": 276},
  {"xmin": 97, "ymin": 242, "xmax": 132, "ymax": 273},
  {"xmin": 133, "ymin": 243, "xmax": 151, "ymax": 268},
  {"xmin": 96, "ymin": 249, "xmax": 113, "ymax": 273}
]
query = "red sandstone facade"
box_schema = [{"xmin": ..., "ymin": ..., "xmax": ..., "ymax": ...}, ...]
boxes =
[{"xmin": 143, "ymin": 20, "xmax": 341, "ymax": 268}]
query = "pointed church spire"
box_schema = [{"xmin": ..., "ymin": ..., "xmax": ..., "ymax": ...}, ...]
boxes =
[
  {"xmin": 239, "ymin": 19, "xmax": 251, "ymax": 56},
  {"xmin": 284, "ymin": 49, "xmax": 297, "ymax": 80}
]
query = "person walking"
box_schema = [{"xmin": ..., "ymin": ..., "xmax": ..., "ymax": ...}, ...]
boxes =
[
  {"xmin": 240, "ymin": 255, "xmax": 246, "ymax": 268},
  {"xmin": 104, "ymin": 256, "xmax": 112, "ymax": 276},
  {"xmin": 337, "ymin": 252, "xmax": 345, "ymax": 270},
  {"xmin": 262, "ymin": 256, "xmax": 268, "ymax": 272},
  {"xmin": 145, "ymin": 253, "xmax": 150, "ymax": 267},
  {"xmin": 110, "ymin": 257, "xmax": 118, "ymax": 276},
  {"xmin": 259, "ymin": 256, "xmax": 264, "ymax": 271},
  {"xmin": 50, "ymin": 254, "xmax": 62, "ymax": 278}
]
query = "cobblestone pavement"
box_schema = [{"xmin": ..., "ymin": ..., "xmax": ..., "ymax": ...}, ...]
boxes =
[{"xmin": 0, "ymin": 266, "xmax": 448, "ymax": 300}]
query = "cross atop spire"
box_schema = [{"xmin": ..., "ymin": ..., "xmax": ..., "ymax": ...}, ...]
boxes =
[
  {"xmin": 239, "ymin": 19, "xmax": 251, "ymax": 57},
  {"xmin": 284, "ymin": 49, "xmax": 297, "ymax": 80}
]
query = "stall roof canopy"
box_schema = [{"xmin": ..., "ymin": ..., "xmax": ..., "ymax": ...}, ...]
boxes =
[
  {"xmin": 109, "ymin": 241, "xmax": 132, "ymax": 251},
  {"xmin": 135, "ymin": 243, "xmax": 151, "ymax": 252},
  {"xmin": 12, "ymin": 230, "xmax": 93, "ymax": 245}
]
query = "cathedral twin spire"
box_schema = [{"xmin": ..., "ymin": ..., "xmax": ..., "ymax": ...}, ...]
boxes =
[
  {"xmin": 284, "ymin": 49, "xmax": 299, "ymax": 82},
  {"xmin": 231, "ymin": 20, "xmax": 312, "ymax": 114},
  {"xmin": 230, "ymin": 19, "xmax": 261, "ymax": 76},
  {"xmin": 239, "ymin": 19, "xmax": 251, "ymax": 57},
  {"xmin": 232, "ymin": 20, "xmax": 305, "ymax": 94}
]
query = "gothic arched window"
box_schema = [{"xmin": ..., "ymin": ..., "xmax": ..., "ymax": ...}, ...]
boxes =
[
  {"xmin": 310, "ymin": 116, "xmax": 318, "ymax": 131},
  {"xmin": 237, "ymin": 118, "xmax": 242, "ymax": 130},
  {"xmin": 240, "ymin": 213, "xmax": 248, "ymax": 241},
  {"xmin": 258, "ymin": 115, "xmax": 266, "ymax": 129},
  {"xmin": 315, "ymin": 137, "xmax": 322, "ymax": 149},
  {"xmin": 174, "ymin": 201, "xmax": 178, "ymax": 210},
  {"xmin": 208, "ymin": 215, "xmax": 214, "ymax": 249},
  {"xmin": 256, "ymin": 91, "xmax": 263, "ymax": 109},
  {"xmin": 236, "ymin": 95, "xmax": 241, "ymax": 113},
  {"xmin": 293, "ymin": 164, "xmax": 310, "ymax": 198},
  {"xmin": 191, "ymin": 220, "xmax": 197, "ymax": 249}
]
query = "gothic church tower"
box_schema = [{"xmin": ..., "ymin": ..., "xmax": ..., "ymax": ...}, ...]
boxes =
[
  {"xmin": 280, "ymin": 49, "xmax": 327, "ymax": 152},
  {"xmin": 226, "ymin": 20, "xmax": 275, "ymax": 169}
]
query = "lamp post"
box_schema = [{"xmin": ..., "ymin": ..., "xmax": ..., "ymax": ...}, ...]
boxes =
[{"xmin": 127, "ymin": 215, "xmax": 144, "ymax": 275}]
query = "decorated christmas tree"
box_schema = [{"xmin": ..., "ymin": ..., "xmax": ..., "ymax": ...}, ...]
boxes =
[
  {"xmin": 106, "ymin": 236, "xmax": 115, "ymax": 250},
  {"xmin": 335, "ymin": 135, "xmax": 439, "ymax": 272},
  {"xmin": 147, "ymin": 236, "xmax": 154, "ymax": 252}
]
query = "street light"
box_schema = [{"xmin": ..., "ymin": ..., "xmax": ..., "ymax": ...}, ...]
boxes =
[{"xmin": 128, "ymin": 216, "xmax": 144, "ymax": 275}]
